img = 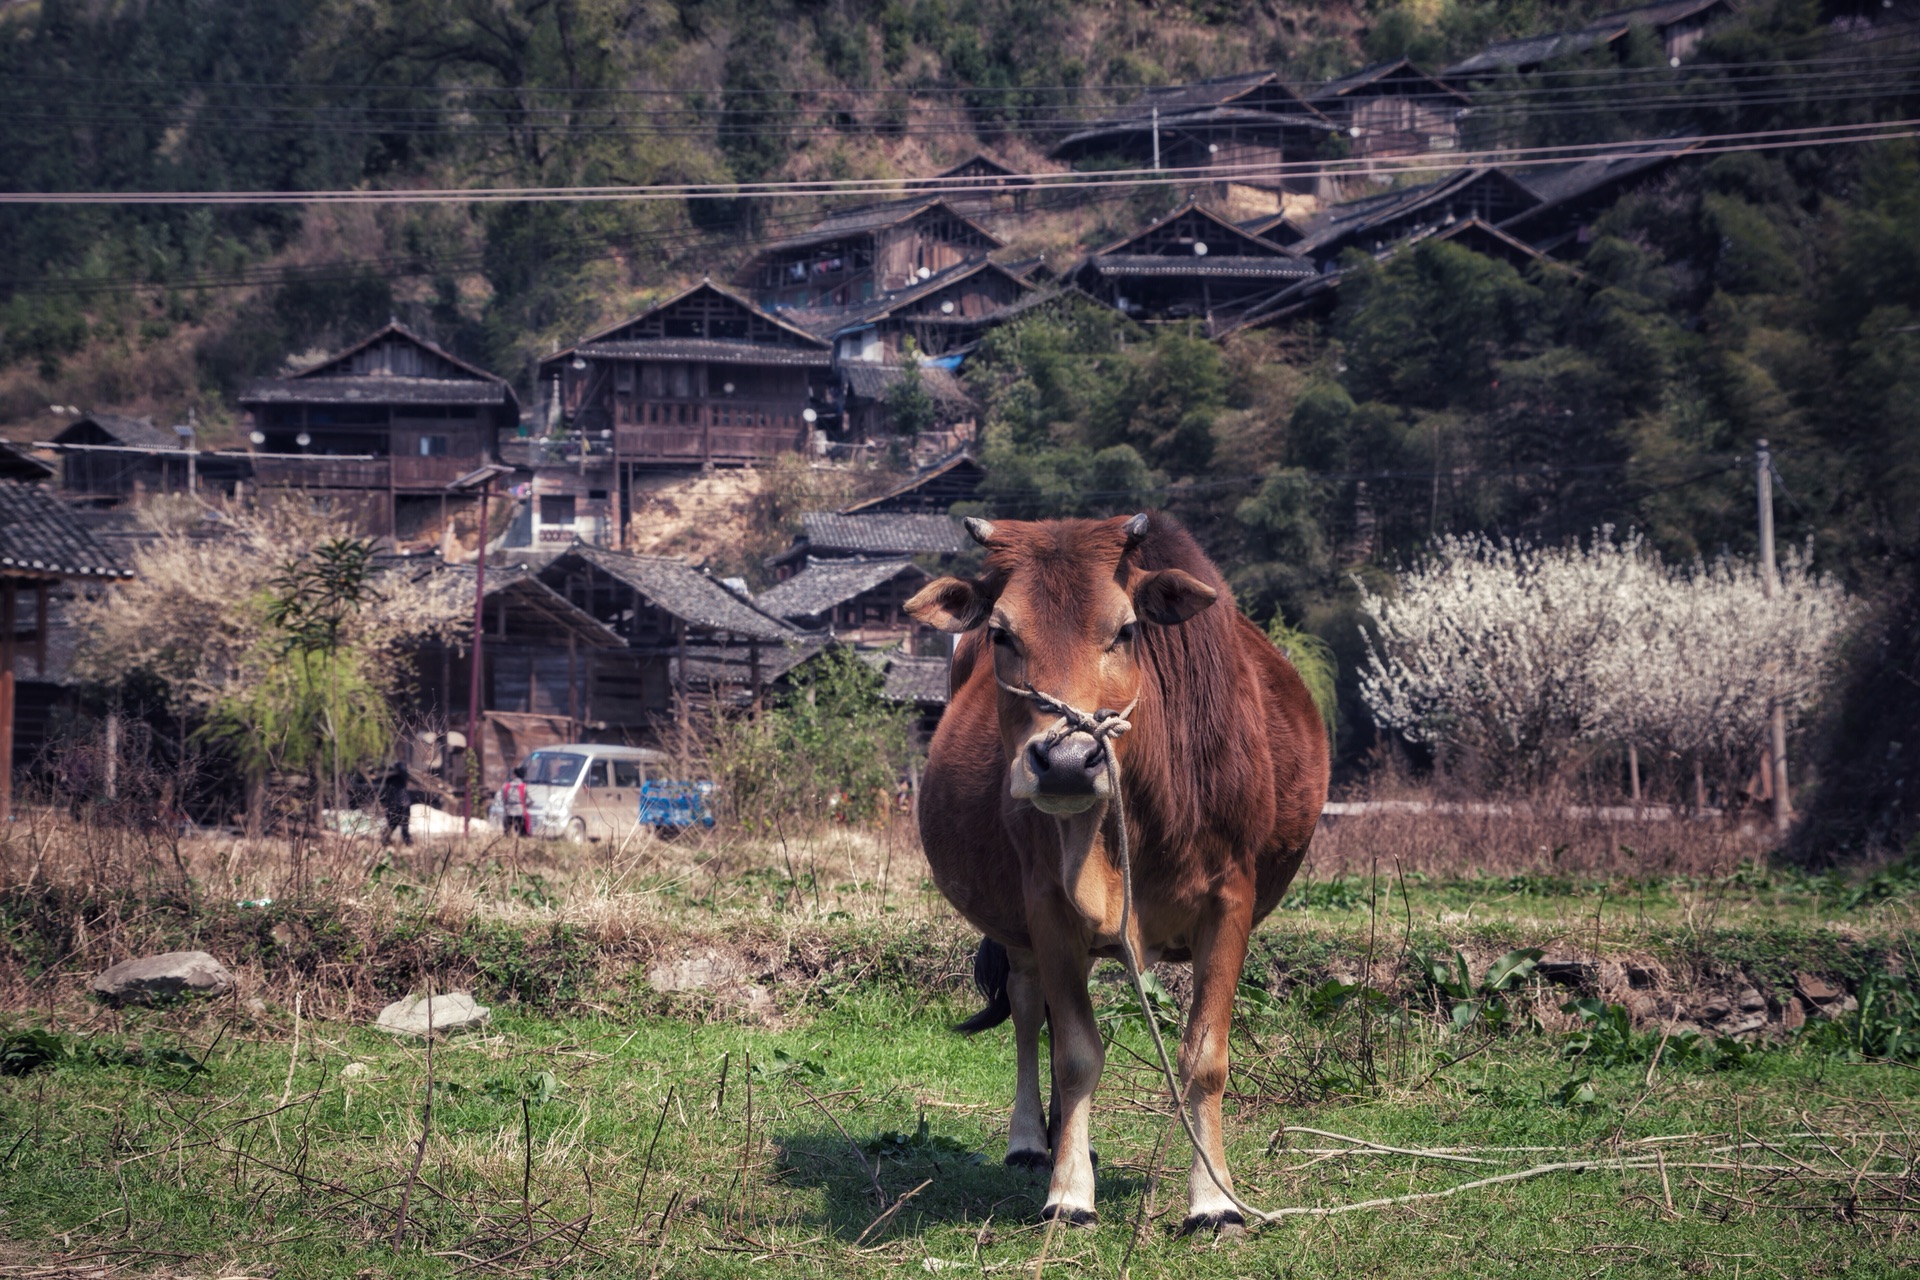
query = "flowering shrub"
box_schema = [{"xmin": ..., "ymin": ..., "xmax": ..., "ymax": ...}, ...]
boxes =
[{"xmin": 1357, "ymin": 532, "xmax": 1853, "ymax": 792}]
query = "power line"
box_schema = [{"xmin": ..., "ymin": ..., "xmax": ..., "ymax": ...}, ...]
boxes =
[{"xmin": 4, "ymin": 118, "xmax": 1914, "ymax": 204}]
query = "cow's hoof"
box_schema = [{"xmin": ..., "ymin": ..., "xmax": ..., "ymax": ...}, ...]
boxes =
[
  {"xmin": 1179, "ymin": 1210, "xmax": 1246, "ymax": 1240},
  {"xmin": 1005, "ymin": 1149, "xmax": 1050, "ymax": 1171},
  {"xmin": 1040, "ymin": 1204, "xmax": 1099, "ymax": 1228}
]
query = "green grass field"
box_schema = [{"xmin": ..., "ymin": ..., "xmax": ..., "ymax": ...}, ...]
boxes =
[{"xmin": 5, "ymin": 822, "xmax": 1920, "ymax": 1278}]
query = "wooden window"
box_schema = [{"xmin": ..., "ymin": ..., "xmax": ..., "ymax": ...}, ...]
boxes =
[{"xmin": 540, "ymin": 495, "xmax": 576, "ymax": 526}]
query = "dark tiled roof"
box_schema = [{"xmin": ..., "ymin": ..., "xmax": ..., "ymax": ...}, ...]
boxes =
[
  {"xmin": 239, "ymin": 376, "xmax": 514, "ymax": 406},
  {"xmin": 292, "ymin": 319, "xmax": 511, "ymax": 386},
  {"xmin": 1309, "ymin": 58, "xmax": 1473, "ymax": 105},
  {"xmin": 1083, "ymin": 254, "xmax": 1317, "ymax": 281},
  {"xmin": 754, "ymin": 199, "xmax": 1005, "ymax": 256},
  {"xmin": 859, "ymin": 651, "xmax": 952, "ymax": 706},
  {"xmin": 816, "ymin": 258, "xmax": 1034, "ymax": 333},
  {"xmin": 553, "ymin": 547, "xmax": 797, "ymax": 642},
  {"xmin": 51, "ymin": 414, "xmax": 178, "ymax": 450},
  {"xmin": 575, "ymin": 338, "xmax": 832, "ymax": 367},
  {"xmin": 1085, "ymin": 201, "xmax": 1309, "ymax": 262},
  {"xmin": 797, "ymin": 512, "xmax": 967, "ymax": 557},
  {"xmin": 909, "ymin": 153, "xmax": 1030, "ymax": 188},
  {"xmin": 0, "ymin": 480, "xmax": 135, "ymax": 579},
  {"xmin": 567, "ymin": 280, "xmax": 831, "ymax": 354},
  {"xmin": 839, "ymin": 363, "xmax": 973, "ymax": 410},
  {"xmin": 1295, "ymin": 168, "xmax": 1540, "ymax": 256},
  {"xmin": 1054, "ymin": 105, "xmax": 1335, "ymax": 153},
  {"xmin": 756, "ymin": 558, "xmax": 928, "ymax": 620},
  {"xmin": 1086, "ymin": 71, "xmax": 1312, "ymax": 124},
  {"xmin": 1442, "ymin": 0, "xmax": 1728, "ymax": 78},
  {"xmin": 840, "ymin": 452, "xmax": 986, "ymax": 515},
  {"xmin": 0, "ymin": 439, "xmax": 55, "ymax": 481},
  {"xmin": 1506, "ymin": 141, "xmax": 1700, "ymax": 219}
]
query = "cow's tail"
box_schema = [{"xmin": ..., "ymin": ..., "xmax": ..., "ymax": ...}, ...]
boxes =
[{"xmin": 954, "ymin": 936, "xmax": 1012, "ymax": 1034}]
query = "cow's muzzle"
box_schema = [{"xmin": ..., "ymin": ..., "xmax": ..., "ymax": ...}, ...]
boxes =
[{"xmin": 1011, "ymin": 728, "xmax": 1112, "ymax": 815}]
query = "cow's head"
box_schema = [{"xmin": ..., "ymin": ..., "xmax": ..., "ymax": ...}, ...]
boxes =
[{"xmin": 906, "ymin": 513, "xmax": 1217, "ymax": 816}]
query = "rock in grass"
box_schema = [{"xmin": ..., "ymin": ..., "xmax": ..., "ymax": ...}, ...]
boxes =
[
  {"xmin": 91, "ymin": 951, "xmax": 235, "ymax": 1006},
  {"xmin": 374, "ymin": 991, "xmax": 489, "ymax": 1038}
]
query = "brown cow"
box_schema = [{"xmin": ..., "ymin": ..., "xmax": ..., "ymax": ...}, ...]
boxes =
[{"xmin": 908, "ymin": 512, "xmax": 1328, "ymax": 1233}]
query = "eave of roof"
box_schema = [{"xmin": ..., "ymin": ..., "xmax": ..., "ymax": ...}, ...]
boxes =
[
  {"xmin": 755, "ymin": 557, "xmax": 927, "ymax": 619},
  {"xmin": 239, "ymin": 377, "xmax": 517, "ymax": 406},
  {"xmin": 838, "ymin": 452, "xmax": 984, "ymax": 515},
  {"xmin": 1082, "ymin": 254, "xmax": 1317, "ymax": 281},
  {"xmin": 0, "ymin": 479, "xmax": 135, "ymax": 579},
  {"xmin": 547, "ymin": 546, "xmax": 797, "ymax": 642},
  {"xmin": 574, "ymin": 338, "xmax": 832, "ymax": 367},
  {"xmin": 741, "ymin": 199, "xmax": 1005, "ymax": 262}
]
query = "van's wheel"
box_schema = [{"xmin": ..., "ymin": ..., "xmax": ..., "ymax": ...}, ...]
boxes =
[{"xmin": 564, "ymin": 818, "xmax": 588, "ymax": 845}]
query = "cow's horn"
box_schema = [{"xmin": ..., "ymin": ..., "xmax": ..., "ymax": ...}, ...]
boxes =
[
  {"xmin": 963, "ymin": 516, "xmax": 997, "ymax": 546},
  {"xmin": 1123, "ymin": 512, "xmax": 1150, "ymax": 547}
]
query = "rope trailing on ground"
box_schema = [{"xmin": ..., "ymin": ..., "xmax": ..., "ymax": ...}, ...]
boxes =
[{"xmin": 996, "ymin": 677, "xmax": 1272, "ymax": 1226}]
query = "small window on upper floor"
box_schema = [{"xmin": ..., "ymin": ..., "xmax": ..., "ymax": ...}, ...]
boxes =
[
  {"xmin": 540, "ymin": 495, "xmax": 576, "ymax": 525},
  {"xmin": 419, "ymin": 435, "xmax": 449, "ymax": 456}
]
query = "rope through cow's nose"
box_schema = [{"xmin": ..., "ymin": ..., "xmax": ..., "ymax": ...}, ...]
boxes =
[{"xmin": 996, "ymin": 679, "xmax": 1138, "ymax": 748}]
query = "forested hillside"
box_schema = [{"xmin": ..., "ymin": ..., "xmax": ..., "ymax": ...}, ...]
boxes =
[{"xmin": 3, "ymin": 0, "xmax": 1918, "ymax": 846}]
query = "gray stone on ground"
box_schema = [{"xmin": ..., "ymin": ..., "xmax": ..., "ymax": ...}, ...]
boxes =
[
  {"xmin": 374, "ymin": 990, "xmax": 490, "ymax": 1037},
  {"xmin": 91, "ymin": 951, "xmax": 235, "ymax": 1006}
]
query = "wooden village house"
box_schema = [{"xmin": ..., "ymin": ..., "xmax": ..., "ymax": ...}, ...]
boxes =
[
  {"xmin": 44, "ymin": 413, "xmax": 248, "ymax": 506},
  {"xmin": 1071, "ymin": 202, "xmax": 1316, "ymax": 326},
  {"xmin": 755, "ymin": 558, "xmax": 936, "ymax": 651},
  {"xmin": 1305, "ymin": 60, "xmax": 1473, "ymax": 166},
  {"xmin": 1050, "ymin": 72, "xmax": 1340, "ymax": 219},
  {"xmin": 824, "ymin": 258, "xmax": 1035, "ymax": 364},
  {"xmin": 539, "ymin": 282, "xmax": 833, "ymax": 514},
  {"xmin": 0, "ymin": 474, "xmax": 131, "ymax": 820},
  {"xmin": 239, "ymin": 321, "xmax": 520, "ymax": 539},
  {"xmin": 1441, "ymin": 0, "xmax": 1735, "ymax": 83},
  {"xmin": 734, "ymin": 199, "xmax": 1005, "ymax": 311},
  {"xmin": 766, "ymin": 511, "xmax": 967, "ymax": 580},
  {"xmin": 838, "ymin": 452, "xmax": 985, "ymax": 515},
  {"xmin": 906, "ymin": 152, "xmax": 1037, "ymax": 213}
]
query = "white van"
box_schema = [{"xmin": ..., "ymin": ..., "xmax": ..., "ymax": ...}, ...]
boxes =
[{"xmin": 487, "ymin": 743, "xmax": 670, "ymax": 843}]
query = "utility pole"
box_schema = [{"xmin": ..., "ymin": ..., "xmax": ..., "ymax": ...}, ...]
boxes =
[
  {"xmin": 1757, "ymin": 439, "xmax": 1791, "ymax": 834},
  {"xmin": 449, "ymin": 463, "xmax": 514, "ymax": 837},
  {"xmin": 1151, "ymin": 106, "xmax": 1161, "ymax": 171}
]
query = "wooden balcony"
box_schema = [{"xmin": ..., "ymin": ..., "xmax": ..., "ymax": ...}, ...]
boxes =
[
  {"xmin": 391, "ymin": 454, "xmax": 481, "ymax": 489},
  {"xmin": 617, "ymin": 409, "xmax": 809, "ymax": 466},
  {"xmin": 251, "ymin": 456, "xmax": 390, "ymax": 490}
]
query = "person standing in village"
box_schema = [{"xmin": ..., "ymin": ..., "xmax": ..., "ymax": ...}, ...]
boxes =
[{"xmin": 379, "ymin": 761, "xmax": 413, "ymax": 846}]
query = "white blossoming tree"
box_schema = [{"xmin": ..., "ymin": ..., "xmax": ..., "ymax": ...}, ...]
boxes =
[{"xmin": 1358, "ymin": 532, "xmax": 1853, "ymax": 797}]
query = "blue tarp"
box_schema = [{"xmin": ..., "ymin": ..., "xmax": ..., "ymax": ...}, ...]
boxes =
[{"xmin": 639, "ymin": 780, "xmax": 716, "ymax": 829}]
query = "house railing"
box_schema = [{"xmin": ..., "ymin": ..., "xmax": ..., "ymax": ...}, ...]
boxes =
[{"xmin": 251, "ymin": 456, "xmax": 389, "ymax": 489}]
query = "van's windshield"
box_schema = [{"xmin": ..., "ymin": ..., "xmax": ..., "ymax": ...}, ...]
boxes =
[{"xmin": 523, "ymin": 752, "xmax": 587, "ymax": 787}]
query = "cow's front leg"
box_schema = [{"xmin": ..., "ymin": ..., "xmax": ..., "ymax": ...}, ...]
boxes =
[
  {"xmin": 1004, "ymin": 948, "xmax": 1050, "ymax": 1169},
  {"xmin": 1032, "ymin": 936, "xmax": 1100, "ymax": 1224},
  {"xmin": 1180, "ymin": 895, "xmax": 1254, "ymax": 1236}
]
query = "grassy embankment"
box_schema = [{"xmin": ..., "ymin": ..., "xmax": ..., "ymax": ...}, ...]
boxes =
[{"xmin": 4, "ymin": 810, "xmax": 1919, "ymax": 1277}]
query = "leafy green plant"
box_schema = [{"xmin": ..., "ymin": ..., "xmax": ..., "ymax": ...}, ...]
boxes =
[
  {"xmin": 1265, "ymin": 611, "xmax": 1338, "ymax": 737},
  {"xmin": 750, "ymin": 1049, "xmax": 834, "ymax": 1085},
  {"xmin": 1, "ymin": 1027, "xmax": 71, "ymax": 1076},
  {"xmin": 1799, "ymin": 972, "xmax": 1920, "ymax": 1063},
  {"xmin": 1419, "ymin": 947, "xmax": 1543, "ymax": 1030},
  {"xmin": 862, "ymin": 1115, "xmax": 983, "ymax": 1165},
  {"xmin": 1097, "ymin": 969, "xmax": 1180, "ymax": 1035},
  {"xmin": 1562, "ymin": 999, "xmax": 1754, "ymax": 1071}
]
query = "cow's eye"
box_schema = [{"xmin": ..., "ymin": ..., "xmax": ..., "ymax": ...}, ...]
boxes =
[
  {"xmin": 989, "ymin": 625, "xmax": 1013, "ymax": 648},
  {"xmin": 1110, "ymin": 622, "xmax": 1137, "ymax": 650}
]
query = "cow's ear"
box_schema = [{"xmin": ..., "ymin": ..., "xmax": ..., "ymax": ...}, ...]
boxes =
[
  {"xmin": 907, "ymin": 577, "xmax": 989, "ymax": 633},
  {"xmin": 1133, "ymin": 569, "xmax": 1217, "ymax": 626}
]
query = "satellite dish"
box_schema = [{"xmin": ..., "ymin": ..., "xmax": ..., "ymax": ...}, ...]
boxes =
[
  {"xmin": 803, "ymin": 408, "xmax": 818, "ymax": 423},
  {"xmin": 1349, "ymin": 125, "xmax": 1362, "ymax": 137},
  {"xmin": 249, "ymin": 430, "xmax": 266, "ymax": 445},
  {"xmin": 295, "ymin": 432, "xmax": 312, "ymax": 448},
  {"xmin": 571, "ymin": 355, "xmax": 586, "ymax": 370},
  {"xmin": 918, "ymin": 266, "xmax": 932, "ymax": 280},
  {"xmin": 1193, "ymin": 241, "xmax": 1209, "ymax": 256},
  {"xmin": 940, "ymin": 300, "xmax": 955, "ymax": 314},
  {"xmin": 722, "ymin": 381, "xmax": 735, "ymax": 394},
  {"xmin": 1208, "ymin": 143, "xmax": 1219, "ymax": 154}
]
